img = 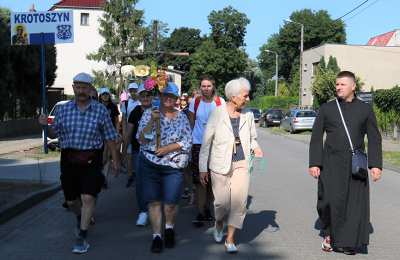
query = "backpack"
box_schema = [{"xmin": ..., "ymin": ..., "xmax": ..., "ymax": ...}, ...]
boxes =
[{"xmin": 194, "ymin": 96, "xmax": 222, "ymax": 119}]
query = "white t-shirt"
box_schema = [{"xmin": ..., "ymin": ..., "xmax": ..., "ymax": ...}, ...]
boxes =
[
  {"xmin": 120, "ymin": 98, "xmax": 140, "ymax": 121},
  {"xmin": 189, "ymin": 97, "xmax": 225, "ymax": 144}
]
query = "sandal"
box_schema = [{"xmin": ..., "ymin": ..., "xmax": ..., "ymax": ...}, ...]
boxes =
[{"xmin": 321, "ymin": 237, "xmax": 333, "ymax": 252}]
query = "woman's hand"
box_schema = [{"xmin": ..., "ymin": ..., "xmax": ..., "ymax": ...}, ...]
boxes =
[
  {"xmin": 253, "ymin": 147, "xmax": 263, "ymax": 158},
  {"xmin": 155, "ymin": 143, "xmax": 181, "ymax": 157},
  {"xmin": 199, "ymin": 172, "xmax": 209, "ymax": 187}
]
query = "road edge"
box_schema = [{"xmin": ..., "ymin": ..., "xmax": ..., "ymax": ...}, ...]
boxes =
[
  {"xmin": 0, "ymin": 183, "xmax": 61, "ymax": 225},
  {"xmin": 259, "ymin": 126, "xmax": 400, "ymax": 174}
]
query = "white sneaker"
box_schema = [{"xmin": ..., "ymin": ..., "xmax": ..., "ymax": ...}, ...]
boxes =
[
  {"xmin": 213, "ymin": 226, "xmax": 224, "ymax": 243},
  {"xmin": 136, "ymin": 212, "xmax": 148, "ymax": 226},
  {"xmin": 224, "ymin": 241, "xmax": 238, "ymax": 254}
]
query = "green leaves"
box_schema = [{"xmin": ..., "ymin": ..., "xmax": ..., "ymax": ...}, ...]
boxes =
[
  {"xmin": 188, "ymin": 7, "xmax": 250, "ymax": 94},
  {"xmin": 258, "ymin": 9, "xmax": 346, "ymax": 83}
]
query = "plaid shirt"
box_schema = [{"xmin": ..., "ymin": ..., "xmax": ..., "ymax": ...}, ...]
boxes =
[{"xmin": 51, "ymin": 100, "xmax": 117, "ymax": 150}]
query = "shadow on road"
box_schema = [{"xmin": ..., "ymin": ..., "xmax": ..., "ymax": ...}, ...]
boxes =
[{"xmin": 238, "ymin": 210, "xmax": 280, "ymax": 244}]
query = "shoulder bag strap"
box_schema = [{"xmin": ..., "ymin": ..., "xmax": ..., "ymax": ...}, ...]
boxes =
[{"xmin": 335, "ymin": 98, "xmax": 354, "ymax": 154}]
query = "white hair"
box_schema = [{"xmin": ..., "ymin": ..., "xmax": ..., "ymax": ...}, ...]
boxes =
[{"xmin": 224, "ymin": 77, "xmax": 251, "ymax": 100}]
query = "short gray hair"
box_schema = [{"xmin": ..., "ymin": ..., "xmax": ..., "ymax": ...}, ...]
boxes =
[{"xmin": 224, "ymin": 77, "xmax": 251, "ymax": 100}]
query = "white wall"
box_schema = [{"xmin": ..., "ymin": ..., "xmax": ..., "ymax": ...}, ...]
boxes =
[
  {"xmin": 52, "ymin": 8, "xmax": 107, "ymax": 95},
  {"xmin": 302, "ymin": 44, "xmax": 400, "ymax": 106}
]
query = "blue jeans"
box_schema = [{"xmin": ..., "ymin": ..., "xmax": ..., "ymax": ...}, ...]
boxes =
[
  {"xmin": 139, "ymin": 152, "xmax": 183, "ymax": 205},
  {"xmin": 133, "ymin": 151, "xmax": 147, "ymax": 212}
]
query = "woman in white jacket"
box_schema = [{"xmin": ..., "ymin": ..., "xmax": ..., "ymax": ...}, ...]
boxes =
[{"xmin": 199, "ymin": 77, "xmax": 263, "ymax": 253}]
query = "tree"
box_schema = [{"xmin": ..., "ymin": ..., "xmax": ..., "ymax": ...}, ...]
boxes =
[
  {"xmin": 188, "ymin": 7, "xmax": 250, "ymax": 93},
  {"xmin": 208, "ymin": 6, "xmax": 250, "ymax": 49},
  {"xmin": 258, "ymin": 9, "xmax": 346, "ymax": 83},
  {"xmin": 189, "ymin": 39, "xmax": 248, "ymax": 94},
  {"xmin": 0, "ymin": 7, "xmax": 57, "ymax": 121},
  {"xmin": 161, "ymin": 27, "xmax": 204, "ymax": 92},
  {"xmin": 312, "ymin": 56, "xmax": 362, "ymax": 107},
  {"xmin": 88, "ymin": 0, "xmax": 147, "ymax": 92}
]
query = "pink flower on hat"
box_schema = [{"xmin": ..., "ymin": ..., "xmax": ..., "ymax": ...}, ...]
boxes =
[{"xmin": 144, "ymin": 77, "xmax": 156, "ymax": 91}]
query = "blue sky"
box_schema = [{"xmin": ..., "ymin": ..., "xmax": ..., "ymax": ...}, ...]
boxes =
[{"xmin": 2, "ymin": 0, "xmax": 398, "ymax": 59}]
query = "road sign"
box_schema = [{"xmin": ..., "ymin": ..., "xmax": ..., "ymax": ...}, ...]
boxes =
[{"xmin": 10, "ymin": 10, "xmax": 74, "ymax": 45}]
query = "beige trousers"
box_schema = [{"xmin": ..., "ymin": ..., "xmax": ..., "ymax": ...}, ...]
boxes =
[{"xmin": 210, "ymin": 160, "xmax": 249, "ymax": 229}]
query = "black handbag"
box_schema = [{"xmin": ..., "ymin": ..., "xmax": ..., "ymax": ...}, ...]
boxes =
[{"xmin": 336, "ymin": 99, "xmax": 368, "ymax": 180}]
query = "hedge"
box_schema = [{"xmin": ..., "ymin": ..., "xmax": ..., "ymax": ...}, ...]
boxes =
[{"xmin": 248, "ymin": 96, "xmax": 298, "ymax": 111}]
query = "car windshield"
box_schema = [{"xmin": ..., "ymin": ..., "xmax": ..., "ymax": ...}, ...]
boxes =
[
  {"xmin": 296, "ymin": 111, "xmax": 316, "ymax": 117},
  {"xmin": 250, "ymin": 109, "xmax": 260, "ymax": 116},
  {"xmin": 268, "ymin": 110, "xmax": 283, "ymax": 116}
]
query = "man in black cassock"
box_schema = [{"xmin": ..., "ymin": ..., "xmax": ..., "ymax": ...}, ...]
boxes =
[{"xmin": 309, "ymin": 71, "xmax": 382, "ymax": 255}]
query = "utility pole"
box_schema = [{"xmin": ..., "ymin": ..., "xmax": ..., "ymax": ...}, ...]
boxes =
[{"xmin": 265, "ymin": 49, "xmax": 279, "ymax": 96}]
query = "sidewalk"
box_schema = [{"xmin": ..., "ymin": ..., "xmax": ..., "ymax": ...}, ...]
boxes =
[{"xmin": 0, "ymin": 135, "xmax": 43, "ymax": 155}]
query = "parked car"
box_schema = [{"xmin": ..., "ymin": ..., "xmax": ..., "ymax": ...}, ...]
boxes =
[
  {"xmin": 47, "ymin": 100, "xmax": 69, "ymax": 150},
  {"xmin": 260, "ymin": 109, "xmax": 284, "ymax": 127},
  {"xmin": 280, "ymin": 109, "xmax": 316, "ymax": 134},
  {"xmin": 247, "ymin": 108, "xmax": 262, "ymax": 123}
]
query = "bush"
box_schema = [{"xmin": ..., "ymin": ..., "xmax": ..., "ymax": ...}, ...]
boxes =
[{"xmin": 248, "ymin": 96, "xmax": 298, "ymax": 110}]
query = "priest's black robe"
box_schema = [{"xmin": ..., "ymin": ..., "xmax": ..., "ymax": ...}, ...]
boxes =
[{"xmin": 309, "ymin": 97, "xmax": 382, "ymax": 248}]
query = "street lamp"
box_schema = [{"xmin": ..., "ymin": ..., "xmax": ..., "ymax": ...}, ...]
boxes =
[
  {"xmin": 264, "ymin": 49, "xmax": 279, "ymax": 97},
  {"xmin": 284, "ymin": 18, "xmax": 304, "ymax": 107}
]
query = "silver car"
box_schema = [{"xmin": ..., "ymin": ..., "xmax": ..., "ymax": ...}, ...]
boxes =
[{"xmin": 281, "ymin": 109, "xmax": 316, "ymax": 134}]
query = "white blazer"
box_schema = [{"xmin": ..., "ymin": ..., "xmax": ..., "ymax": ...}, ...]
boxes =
[{"xmin": 199, "ymin": 104, "xmax": 260, "ymax": 175}]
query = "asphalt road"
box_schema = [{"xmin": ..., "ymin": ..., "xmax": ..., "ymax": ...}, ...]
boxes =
[{"xmin": 1, "ymin": 128, "xmax": 399, "ymax": 260}]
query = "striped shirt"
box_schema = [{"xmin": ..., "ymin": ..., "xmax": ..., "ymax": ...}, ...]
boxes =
[{"xmin": 51, "ymin": 100, "xmax": 117, "ymax": 150}]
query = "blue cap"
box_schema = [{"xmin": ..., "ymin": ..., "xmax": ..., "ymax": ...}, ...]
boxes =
[
  {"xmin": 127, "ymin": 82, "xmax": 139, "ymax": 90},
  {"xmin": 162, "ymin": 82, "xmax": 179, "ymax": 97},
  {"xmin": 137, "ymin": 83, "xmax": 146, "ymax": 94},
  {"xmin": 73, "ymin": 72, "xmax": 93, "ymax": 85},
  {"xmin": 98, "ymin": 87, "xmax": 110, "ymax": 95}
]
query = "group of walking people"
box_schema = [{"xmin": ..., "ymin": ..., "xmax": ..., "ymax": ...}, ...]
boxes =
[
  {"xmin": 39, "ymin": 73, "xmax": 262, "ymax": 255},
  {"xmin": 38, "ymin": 69, "xmax": 383, "ymax": 256}
]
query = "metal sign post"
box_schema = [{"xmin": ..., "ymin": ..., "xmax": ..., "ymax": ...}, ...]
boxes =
[{"xmin": 40, "ymin": 33, "xmax": 48, "ymax": 153}]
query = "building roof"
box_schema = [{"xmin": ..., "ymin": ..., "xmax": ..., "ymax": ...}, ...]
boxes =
[
  {"xmin": 367, "ymin": 30, "xmax": 396, "ymax": 46},
  {"xmin": 51, "ymin": 0, "xmax": 105, "ymax": 10}
]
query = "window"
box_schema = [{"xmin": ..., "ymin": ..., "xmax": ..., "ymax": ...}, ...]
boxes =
[
  {"xmin": 312, "ymin": 62, "xmax": 319, "ymax": 77},
  {"xmin": 81, "ymin": 13, "xmax": 89, "ymax": 26}
]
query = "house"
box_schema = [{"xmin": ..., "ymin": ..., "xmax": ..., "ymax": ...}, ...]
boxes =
[
  {"xmin": 367, "ymin": 29, "xmax": 400, "ymax": 47},
  {"xmin": 301, "ymin": 43, "xmax": 400, "ymax": 106},
  {"xmin": 50, "ymin": 0, "xmax": 107, "ymax": 95}
]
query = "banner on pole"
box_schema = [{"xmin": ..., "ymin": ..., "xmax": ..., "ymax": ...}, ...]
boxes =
[{"xmin": 10, "ymin": 10, "xmax": 74, "ymax": 45}]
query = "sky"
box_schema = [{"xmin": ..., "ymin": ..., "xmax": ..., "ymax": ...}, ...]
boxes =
[{"xmin": 1, "ymin": 0, "xmax": 399, "ymax": 59}]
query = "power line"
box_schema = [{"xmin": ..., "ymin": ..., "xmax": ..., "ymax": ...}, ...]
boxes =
[
  {"xmin": 345, "ymin": 0, "xmax": 381, "ymax": 22},
  {"xmin": 335, "ymin": 0, "xmax": 370, "ymax": 21}
]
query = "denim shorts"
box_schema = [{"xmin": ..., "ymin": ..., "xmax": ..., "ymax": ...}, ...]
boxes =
[{"xmin": 139, "ymin": 152, "xmax": 183, "ymax": 205}]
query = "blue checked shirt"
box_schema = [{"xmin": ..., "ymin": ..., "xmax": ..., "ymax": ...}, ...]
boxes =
[{"xmin": 51, "ymin": 100, "xmax": 118, "ymax": 150}]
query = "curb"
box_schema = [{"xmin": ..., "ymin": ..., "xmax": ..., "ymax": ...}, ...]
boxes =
[
  {"xmin": 260, "ymin": 126, "xmax": 400, "ymax": 174},
  {"xmin": 0, "ymin": 183, "xmax": 61, "ymax": 225}
]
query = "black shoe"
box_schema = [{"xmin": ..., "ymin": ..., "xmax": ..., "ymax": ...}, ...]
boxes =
[
  {"xmin": 151, "ymin": 236, "xmax": 163, "ymax": 253},
  {"xmin": 126, "ymin": 176, "xmax": 134, "ymax": 188},
  {"xmin": 204, "ymin": 209, "xmax": 215, "ymax": 221},
  {"xmin": 336, "ymin": 247, "xmax": 356, "ymax": 255},
  {"xmin": 192, "ymin": 213, "xmax": 205, "ymax": 227},
  {"xmin": 164, "ymin": 228, "xmax": 175, "ymax": 248}
]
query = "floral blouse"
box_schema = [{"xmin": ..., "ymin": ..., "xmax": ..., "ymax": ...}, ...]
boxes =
[{"xmin": 136, "ymin": 109, "xmax": 192, "ymax": 169}]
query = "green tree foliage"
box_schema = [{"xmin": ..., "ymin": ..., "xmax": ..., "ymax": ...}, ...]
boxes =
[
  {"xmin": 374, "ymin": 86, "xmax": 400, "ymax": 135},
  {"xmin": 248, "ymin": 96, "xmax": 298, "ymax": 110},
  {"xmin": 189, "ymin": 6, "xmax": 249, "ymax": 93},
  {"xmin": 208, "ymin": 6, "xmax": 250, "ymax": 49},
  {"xmin": 312, "ymin": 56, "xmax": 363, "ymax": 107},
  {"xmin": 88, "ymin": 0, "xmax": 147, "ymax": 91},
  {"xmin": 0, "ymin": 8, "xmax": 57, "ymax": 121},
  {"xmin": 258, "ymin": 9, "xmax": 346, "ymax": 83}
]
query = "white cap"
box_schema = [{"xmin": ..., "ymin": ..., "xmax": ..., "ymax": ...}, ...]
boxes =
[
  {"xmin": 73, "ymin": 72, "xmax": 93, "ymax": 85},
  {"xmin": 127, "ymin": 82, "xmax": 139, "ymax": 90}
]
